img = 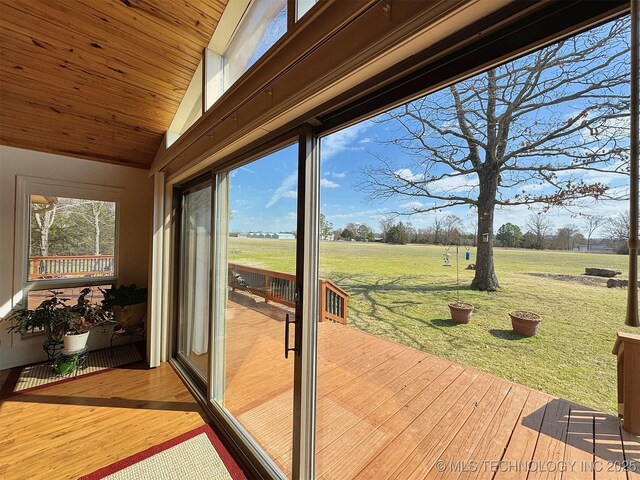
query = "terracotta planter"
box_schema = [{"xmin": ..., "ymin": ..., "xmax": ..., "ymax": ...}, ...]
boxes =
[
  {"xmin": 63, "ymin": 330, "xmax": 89, "ymax": 354},
  {"xmin": 509, "ymin": 311, "xmax": 542, "ymax": 337},
  {"xmin": 448, "ymin": 302, "xmax": 474, "ymax": 324}
]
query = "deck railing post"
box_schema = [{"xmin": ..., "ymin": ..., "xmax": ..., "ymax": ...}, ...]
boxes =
[
  {"xmin": 319, "ymin": 280, "xmax": 326, "ymax": 323},
  {"xmin": 264, "ymin": 273, "xmax": 270, "ymax": 303},
  {"xmin": 342, "ymin": 294, "xmax": 349, "ymax": 325}
]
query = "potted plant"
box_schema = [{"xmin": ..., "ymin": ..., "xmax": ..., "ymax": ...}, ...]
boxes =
[
  {"xmin": 61, "ymin": 314, "xmax": 89, "ymax": 354},
  {"xmin": 509, "ymin": 310, "xmax": 542, "ymax": 337},
  {"xmin": 448, "ymin": 301, "xmax": 475, "ymax": 324},
  {"xmin": 4, "ymin": 289, "xmax": 112, "ymax": 355},
  {"xmin": 447, "ymin": 245, "xmax": 475, "ymax": 324},
  {"xmin": 101, "ymin": 284, "xmax": 148, "ymax": 331},
  {"xmin": 64, "ymin": 287, "xmax": 111, "ymax": 354},
  {"xmin": 4, "ymin": 290, "xmax": 77, "ymax": 344}
]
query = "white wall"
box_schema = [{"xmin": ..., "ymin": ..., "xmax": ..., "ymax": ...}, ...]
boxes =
[{"xmin": 0, "ymin": 146, "xmax": 152, "ymax": 369}]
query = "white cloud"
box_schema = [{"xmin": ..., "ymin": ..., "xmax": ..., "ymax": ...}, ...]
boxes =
[
  {"xmin": 320, "ymin": 178, "xmax": 340, "ymax": 189},
  {"xmin": 579, "ymin": 114, "xmax": 629, "ymax": 143},
  {"xmin": 266, "ymin": 173, "xmax": 298, "ymax": 208},
  {"xmin": 330, "ymin": 172, "xmax": 347, "ymax": 178},
  {"xmin": 326, "ymin": 208, "xmax": 387, "ymax": 221},
  {"xmin": 399, "ymin": 201, "xmax": 424, "ymax": 211},
  {"xmin": 322, "ymin": 121, "xmax": 372, "ymax": 160},
  {"xmin": 394, "ymin": 168, "xmax": 425, "ymax": 182},
  {"xmin": 429, "ymin": 174, "xmax": 478, "ymax": 193}
]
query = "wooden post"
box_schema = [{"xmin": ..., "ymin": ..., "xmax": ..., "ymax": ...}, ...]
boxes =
[
  {"xmin": 342, "ymin": 295, "xmax": 349, "ymax": 325},
  {"xmin": 319, "ymin": 280, "xmax": 326, "ymax": 323},
  {"xmin": 264, "ymin": 273, "xmax": 270, "ymax": 303},
  {"xmin": 613, "ymin": 332, "xmax": 640, "ymax": 435}
]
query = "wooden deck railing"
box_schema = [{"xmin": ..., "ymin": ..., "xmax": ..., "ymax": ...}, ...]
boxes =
[
  {"xmin": 28, "ymin": 255, "xmax": 114, "ymax": 280},
  {"xmin": 229, "ymin": 263, "xmax": 349, "ymax": 324},
  {"xmin": 319, "ymin": 279, "xmax": 349, "ymax": 325}
]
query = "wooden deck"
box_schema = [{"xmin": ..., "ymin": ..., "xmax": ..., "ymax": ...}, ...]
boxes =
[{"xmin": 207, "ymin": 294, "xmax": 640, "ymax": 479}]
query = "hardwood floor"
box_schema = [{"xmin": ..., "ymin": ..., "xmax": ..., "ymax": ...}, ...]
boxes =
[{"xmin": 0, "ymin": 362, "xmax": 208, "ymax": 480}]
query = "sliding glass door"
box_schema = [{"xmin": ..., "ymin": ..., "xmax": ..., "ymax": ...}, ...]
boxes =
[
  {"xmin": 177, "ymin": 181, "xmax": 212, "ymax": 382},
  {"xmin": 212, "ymin": 144, "xmax": 299, "ymax": 477}
]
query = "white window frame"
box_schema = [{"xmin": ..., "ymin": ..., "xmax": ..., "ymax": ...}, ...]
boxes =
[{"xmin": 13, "ymin": 176, "xmax": 123, "ymax": 304}]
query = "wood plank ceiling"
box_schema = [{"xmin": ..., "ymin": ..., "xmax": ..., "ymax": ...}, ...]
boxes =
[{"xmin": 0, "ymin": 0, "xmax": 227, "ymax": 168}]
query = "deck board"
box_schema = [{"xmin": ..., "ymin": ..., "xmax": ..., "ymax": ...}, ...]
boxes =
[
  {"xmin": 494, "ymin": 390, "xmax": 550, "ymax": 480},
  {"xmin": 400, "ymin": 379, "xmax": 512, "ymax": 480},
  {"xmin": 459, "ymin": 385, "xmax": 531, "ymax": 480},
  {"xmin": 622, "ymin": 428, "xmax": 640, "ymax": 479},
  {"xmin": 349, "ymin": 370, "xmax": 487, "ymax": 479},
  {"xmin": 594, "ymin": 412, "xmax": 628, "ymax": 480},
  {"xmin": 315, "ymin": 362, "xmax": 463, "ymax": 478},
  {"xmin": 564, "ymin": 406, "xmax": 596, "ymax": 480}
]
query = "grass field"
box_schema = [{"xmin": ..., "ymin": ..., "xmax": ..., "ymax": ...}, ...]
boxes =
[{"xmin": 228, "ymin": 237, "xmax": 637, "ymax": 414}]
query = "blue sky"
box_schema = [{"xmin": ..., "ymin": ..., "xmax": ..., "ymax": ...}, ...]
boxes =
[
  {"xmin": 229, "ymin": 17, "xmax": 630, "ymax": 238},
  {"xmin": 229, "ymin": 118, "xmax": 628, "ymax": 236}
]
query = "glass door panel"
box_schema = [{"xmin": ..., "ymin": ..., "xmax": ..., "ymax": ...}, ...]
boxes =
[
  {"xmin": 177, "ymin": 183, "xmax": 212, "ymax": 381},
  {"xmin": 215, "ymin": 145, "xmax": 298, "ymax": 477}
]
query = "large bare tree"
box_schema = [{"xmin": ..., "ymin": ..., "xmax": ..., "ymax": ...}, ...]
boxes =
[{"xmin": 360, "ymin": 18, "xmax": 630, "ymax": 291}]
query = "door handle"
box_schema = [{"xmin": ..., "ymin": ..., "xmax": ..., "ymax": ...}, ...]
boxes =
[{"xmin": 285, "ymin": 313, "xmax": 296, "ymax": 359}]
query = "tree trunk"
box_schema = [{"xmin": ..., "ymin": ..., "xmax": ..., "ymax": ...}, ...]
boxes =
[
  {"xmin": 40, "ymin": 227, "xmax": 49, "ymax": 257},
  {"xmin": 94, "ymin": 218, "xmax": 101, "ymax": 255},
  {"xmin": 36, "ymin": 208, "xmax": 56, "ymax": 257},
  {"xmin": 471, "ymin": 171, "xmax": 500, "ymax": 291}
]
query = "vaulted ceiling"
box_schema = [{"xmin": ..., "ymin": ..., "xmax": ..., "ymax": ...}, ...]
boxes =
[{"xmin": 0, "ymin": 0, "xmax": 227, "ymax": 168}]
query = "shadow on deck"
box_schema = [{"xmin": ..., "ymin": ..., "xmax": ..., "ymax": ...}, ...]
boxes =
[{"xmin": 202, "ymin": 293, "xmax": 640, "ymax": 479}]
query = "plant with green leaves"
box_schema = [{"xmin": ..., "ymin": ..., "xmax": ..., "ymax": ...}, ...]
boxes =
[
  {"xmin": 100, "ymin": 284, "xmax": 147, "ymax": 309},
  {"xmin": 71, "ymin": 287, "xmax": 111, "ymax": 330},
  {"xmin": 100, "ymin": 284, "xmax": 148, "ymax": 331},
  {"xmin": 4, "ymin": 291, "xmax": 82, "ymax": 343}
]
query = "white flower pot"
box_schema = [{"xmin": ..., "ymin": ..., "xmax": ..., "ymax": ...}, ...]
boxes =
[{"xmin": 63, "ymin": 331, "xmax": 90, "ymax": 354}]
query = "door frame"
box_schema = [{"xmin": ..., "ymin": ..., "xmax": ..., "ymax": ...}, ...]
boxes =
[
  {"xmin": 173, "ymin": 173, "xmax": 213, "ymax": 393},
  {"xmin": 205, "ymin": 129, "xmax": 310, "ymax": 479}
]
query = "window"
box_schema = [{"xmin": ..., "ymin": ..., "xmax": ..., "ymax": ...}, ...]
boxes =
[
  {"xmin": 28, "ymin": 195, "xmax": 116, "ymax": 282},
  {"xmin": 296, "ymin": 0, "xmax": 316, "ymax": 21},
  {"xmin": 12, "ymin": 176, "xmax": 122, "ymax": 340},
  {"xmin": 166, "ymin": 0, "xmax": 288, "ymax": 146},
  {"xmin": 223, "ymin": 0, "xmax": 287, "ymax": 90},
  {"xmin": 21, "ymin": 285, "xmax": 111, "ymax": 337},
  {"xmin": 26, "ymin": 285, "xmax": 109, "ymax": 310},
  {"xmin": 168, "ymin": 5, "xmax": 635, "ymax": 478}
]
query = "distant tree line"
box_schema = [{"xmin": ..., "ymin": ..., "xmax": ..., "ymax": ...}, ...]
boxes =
[
  {"xmin": 321, "ymin": 210, "xmax": 632, "ymax": 253},
  {"xmin": 495, "ymin": 212, "xmax": 632, "ymax": 253}
]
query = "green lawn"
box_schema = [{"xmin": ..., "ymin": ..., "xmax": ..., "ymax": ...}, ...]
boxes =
[{"xmin": 228, "ymin": 237, "xmax": 637, "ymax": 414}]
